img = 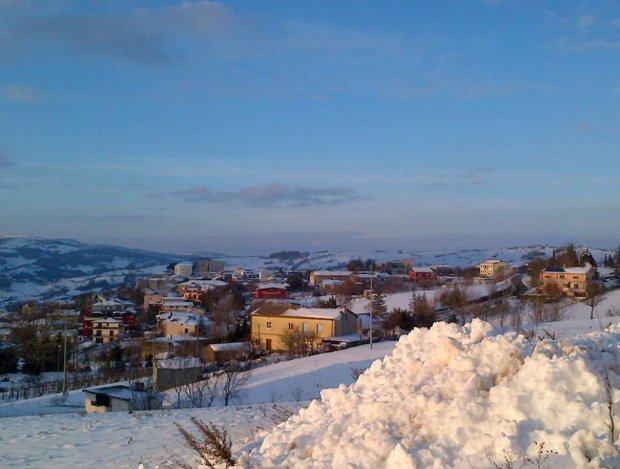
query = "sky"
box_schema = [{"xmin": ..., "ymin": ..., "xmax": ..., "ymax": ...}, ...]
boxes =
[{"xmin": 0, "ymin": 1, "xmax": 619, "ymax": 255}]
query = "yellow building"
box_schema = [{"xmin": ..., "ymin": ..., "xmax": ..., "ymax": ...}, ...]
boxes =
[
  {"xmin": 479, "ymin": 259, "xmax": 509, "ymax": 278},
  {"xmin": 250, "ymin": 304, "xmax": 358, "ymax": 352},
  {"xmin": 540, "ymin": 265, "xmax": 594, "ymax": 297},
  {"xmin": 92, "ymin": 318, "xmax": 122, "ymax": 344}
]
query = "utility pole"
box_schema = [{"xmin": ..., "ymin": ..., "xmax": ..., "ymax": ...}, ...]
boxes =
[
  {"xmin": 62, "ymin": 323, "xmax": 68, "ymax": 395},
  {"xmin": 369, "ymin": 269, "xmax": 373, "ymax": 350}
]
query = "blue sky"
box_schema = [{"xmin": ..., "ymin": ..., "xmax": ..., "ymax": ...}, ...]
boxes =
[{"xmin": 0, "ymin": 1, "xmax": 619, "ymax": 255}]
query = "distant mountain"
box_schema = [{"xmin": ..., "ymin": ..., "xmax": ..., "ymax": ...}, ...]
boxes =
[
  {"xmin": 216, "ymin": 244, "xmax": 613, "ymax": 273},
  {"xmin": 0, "ymin": 236, "xmax": 613, "ymax": 310},
  {"xmin": 0, "ymin": 236, "xmax": 180, "ymax": 309}
]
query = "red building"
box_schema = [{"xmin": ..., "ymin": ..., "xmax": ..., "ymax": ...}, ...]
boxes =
[
  {"xmin": 408, "ymin": 267, "xmax": 435, "ymax": 283},
  {"xmin": 255, "ymin": 283, "xmax": 288, "ymax": 300}
]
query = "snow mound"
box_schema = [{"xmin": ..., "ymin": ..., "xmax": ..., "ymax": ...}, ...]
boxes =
[{"xmin": 241, "ymin": 319, "xmax": 620, "ymax": 468}]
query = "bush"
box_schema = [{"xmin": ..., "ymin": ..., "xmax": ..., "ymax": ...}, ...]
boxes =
[{"xmin": 175, "ymin": 417, "xmax": 236, "ymax": 468}]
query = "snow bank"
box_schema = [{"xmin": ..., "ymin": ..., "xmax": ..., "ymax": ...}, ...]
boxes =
[{"xmin": 241, "ymin": 320, "xmax": 620, "ymax": 468}]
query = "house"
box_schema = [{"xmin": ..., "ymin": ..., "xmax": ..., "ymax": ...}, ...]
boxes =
[
  {"xmin": 92, "ymin": 318, "xmax": 122, "ymax": 344},
  {"xmin": 205, "ymin": 342, "xmax": 252, "ymax": 365},
  {"xmin": 539, "ymin": 265, "xmax": 595, "ymax": 298},
  {"xmin": 160, "ymin": 296, "xmax": 196, "ymax": 312},
  {"xmin": 83, "ymin": 384, "xmax": 163, "ymax": 413},
  {"xmin": 309, "ymin": 270, "xmax": 353, "ymax": 287},
  {"xmin": 255, "ymin": 283, "xmax": 288, "ymax": 300},
  {"xmin": 193, "ymin": 258, "xmax": 225, "ymax": 277},
  {"xmin": 153, "ymin": 357, "xmax": 203, "ymax": 391},
  {"xmin": 141, "ymin": 336, "xmax": 212, "ymax": 363},
  {"xmin": 174, "ymin": 262, "xmax": 193, "ymax": 278},
  {"xmin": 250, "ymin": 304, "xmax": 358, "ymax": 352},
  {"xmin": 408, "ymin": 267, "xmax": 435, "ymax": 283},
  {"xmin": 479, "ymin": 260, "xmax": 509, "ymax": 278},
  {"xmin": 157, "ymin": 311, "xmax": 213, "ymax": 338},
  {"xmin": 92, "ymin": 298, "xmax": 134, "ymax": 313}
]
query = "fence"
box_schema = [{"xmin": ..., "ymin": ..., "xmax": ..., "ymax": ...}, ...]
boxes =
[{"xmin": 0, "ymin": 367, "xmax": 152, "ymax": 402}]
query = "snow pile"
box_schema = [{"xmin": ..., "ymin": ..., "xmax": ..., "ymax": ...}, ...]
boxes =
[{"xmin": 242, "ymin": 319, "xmax": 620, "ymax": 468}]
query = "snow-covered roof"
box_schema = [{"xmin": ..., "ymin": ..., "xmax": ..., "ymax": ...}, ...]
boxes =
[
  {"xmin": 411, "ymin": 267, "xmax": 434, "ymax": 273},
  {"xmin": 312, "ymin": 270, "xmax": 352, "ymax": 277},
  {"xmin": 209, "ymin": 342, "xmax": 251, "ymax": 352},
  {"xmin": 544, "ymin": 265, "xmax": 592, "ymax": 275},
  {"xmin": 91, "ymin": 318, "xmax": 121, "ymax": 324},
  {"xmin": 256, "ymin": 282, "xmax": 288, "ymax": 290},
  {"xmin": 156, "ymin": 357, "xmax": 202, "ymax": 369},
  {"xmin": 283, "ymin": 307, "xmax": 344, "ymax": 320}
]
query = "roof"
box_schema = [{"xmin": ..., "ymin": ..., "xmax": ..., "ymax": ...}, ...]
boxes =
[
  {"xmin": 209, "ymin": 342, "xmax": 252, "ymax": 352},
  {"xmin": 251, "ymin": 304, "xmax": 349, "ymax": 320},
  {"xmin": 156, "ymin": 357, "xmax": 202, "ymax": 369},
  {"xmin": 543, "ymin": 265, "xmax": 592, "ymax": 275},
  {"xmin": 256, "ymin": 282, "xmax": 288, "ymax": 290},
  {"xmin": 312, "ymin": 270, "xmax": 352, "ymax": 277},
  {"xmin": 83, "ymin": 385, "xmax": 137, "ymax": 401},
  {"xmin": 91, "ymin": 318, "xmax": 121, "ymax": 324},
  {"xmin": 411, "ymin": 267, "xmax": 434, "ymax": 273}
]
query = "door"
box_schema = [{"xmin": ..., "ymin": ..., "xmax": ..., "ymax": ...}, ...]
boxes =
[{"xmin": 265, "ymin": 338, "xmax": 272, "ymax": 351}]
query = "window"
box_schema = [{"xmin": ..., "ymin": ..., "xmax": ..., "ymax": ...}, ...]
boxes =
[
  {"xmin": 184, "ymin": 328, "xmax": 189, "ymax": 334},
  {"xmin": 302, "ymin": 323, "xmax": 308, "ymax": 333},
  {"xmin": 316, "ymin": 323, "xmax": 323, "ymax": 334},
  {"xmin": 288, "ymin": 322, "xmax": 294, "ymax": 330},
  {"xmin": 266, "ymin": 321, "xmax": 272, "ymax": 329},
  {"xmin": 109, "ymin": 330, "xmax": 114, "ymax": 336}
]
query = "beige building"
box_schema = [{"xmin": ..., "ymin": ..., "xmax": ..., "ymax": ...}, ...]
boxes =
[
  {"xmin": 157, "ymin": 311, "xmax": 213, "ymax": 338},
  {"xmin": 479, "ymin": 260, "xmax": 509, "ymax": 278},
  {"xmin": 540, "ymin": 265, "xmax": 594, "ymax": 298},
  {"xmin": 250, "ymin": 304, "xmax": 358, "ymax": 352},
  {"xmin": 92, "ymin": 318, "xmax": 122, "ymax": 344}
]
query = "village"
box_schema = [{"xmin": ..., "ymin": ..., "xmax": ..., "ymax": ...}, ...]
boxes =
[{"xmin": 0, "ymin": 244, "xmax": 617, "ymax": 414}]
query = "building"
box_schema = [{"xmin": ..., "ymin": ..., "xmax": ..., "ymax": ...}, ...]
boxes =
[
  {"xmin": 539, "ymin": 265, "xmax": 595, "ymax": 298},
  {"xmin": 205, "ymin": 342, "xmax": 252, "ymax": 365},
  {"xmin": 309, "ymin": 270, "xmax": 352, "ymax": 287},
  {"xmin": 174, "ymin": 262, "xmax": 193, "ymax": 278},
  {"xmin": 250, "ymin": 304, "xmax": 358, "ymax": 352},
  {"xmin": 408, "ymin": 267, "xmax": 435, "ymax": 283},
  {"xmin": 479, "ymin": 260, "xmax": 509, "ymax": 278},
  {"xmin": 193, "ymin": 258, "xmax": 225, "ymax": 277},
  {"xmin": 92, "ymin": 318, "xmax": 122, "ymax": 344},
  {"xmin": 153, "ymin": 357, "xmax": 203, "ymax": 391},
  {"xmin": 255, "ymin": 283, "xmax": 288, "ymax": 300},
  {"xmin": 157, "ymin": 311, "xmax": 213, "ymax": 338},
  {"xmin": 92, "ymin": 298, "xmax": 134, "ymax": 313},
  {"xmin": 161, "ymin": 296, "xmax": 196, "ymax": 312},
  {"xmin": 84, "ymin": 384, "xmax": 163, "ymax": 413}
]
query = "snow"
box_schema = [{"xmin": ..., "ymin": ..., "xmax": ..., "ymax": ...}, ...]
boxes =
[
  {"xmin": 282, "ymin": 308, "xmax": 344, "ymax": 320},
  {"xmin": 242, "ymin": 319, "xmax": 620, "ymax": 468}
]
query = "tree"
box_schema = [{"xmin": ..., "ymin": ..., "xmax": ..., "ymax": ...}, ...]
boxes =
[
  {"xmin": 286, "ymin": 272, "xmax": 306, "ymax": 291},
  {"xmin": 370, "ymin": 293, "xmax": 387, "ymax": 317},
  {"xmin": 183, "ymin": 374, "xmax": 220, "ymax": 408},
  {"xmin": 412, "ymin": 295, "xmax": 436, "ymax": 329},
  {"xmin": 579, "ymin": 250, "xmax": 597, "ymax": 268},
  {"xmin": 542, "ymin": 282, "xmax": 562, "ymax": 301},
  {"xmin": 560, "ymin": 243, "xmax": 579, "ymax": 267},
  {"xmin": 346, "ymin": 258, "xmax": 364, "ymax": 272},
  {"xmin": 280, "ymin": 327, "xmax": 319, "ymax": 357},
  {"xmin": 220, "ymin": 363, "xmax": 250, "ymax": 406},
  {"xmin": 586, "ymin": 282, "xmax": 605, "ymax": 320}
]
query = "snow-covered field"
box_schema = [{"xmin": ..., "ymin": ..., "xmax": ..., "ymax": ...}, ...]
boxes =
[{"xmin": 1, "ymin": 290, "xmax": 620, "ymax": 468}]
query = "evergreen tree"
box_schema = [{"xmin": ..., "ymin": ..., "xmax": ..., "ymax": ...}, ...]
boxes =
[{"xmin": 370, "ymin": 293, "xmax": 387, "ymax": 317}]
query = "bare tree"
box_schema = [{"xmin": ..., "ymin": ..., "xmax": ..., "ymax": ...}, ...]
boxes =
[
  {"xmin": 182, "ymin": 374, "xmax": 220, "ymax": 408},
  {"xmin": 586, "ymin": 283, "xmax": 605, "ymax": 320},
  {"xmin": 280, "ymin": 327, "xmax": 319, "ymax": 358},
  {"xmin": 175, "ymin": 417, "xmax": 236, "ymax": 468},
  {"xmin": 221, "ymin": 364, "xmax": 250, "ymax": 406}
]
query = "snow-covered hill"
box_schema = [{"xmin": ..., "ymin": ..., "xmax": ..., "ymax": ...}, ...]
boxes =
[
  {"xmin": 0, "ymin": 235, "xmax": 614, "ymax": 309},
  {"xmin": 0, "ymin": 236, "xmax": 178, "ymax": 308},
  {"xmin": 217, "ymin": 244, "xmax": 613, "ymax": 272}
]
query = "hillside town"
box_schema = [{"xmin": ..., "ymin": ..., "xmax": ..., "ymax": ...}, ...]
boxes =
[{"xmin": 0, "ymin": 243, "xmax": 618, "ymax": 414}]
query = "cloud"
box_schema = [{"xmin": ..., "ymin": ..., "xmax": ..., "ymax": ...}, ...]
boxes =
[
  {"xmin": 61, "ymin": 214, "xmax": 159, "ymax": 222},
  {"xmin": 576, "ymin": 15, "xmax": 596, "ymax": 29},
  {"xmin": 0, "ymin": 153, "xmax": 14, "ymax": 167},
  {"xmin": 160, "ymin": 183, "xmax": 358, "ymax": 208},
  {"xmin": 569, "ymin": 40, "xmax": 620, "ymax": 53},
  {"xmin": 2, "ymin": 1, "xmax": 236, "ymax": 64},
  {"xmin": 2, "ymin": 83, "xmax": 37, "ymax": 102}
]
